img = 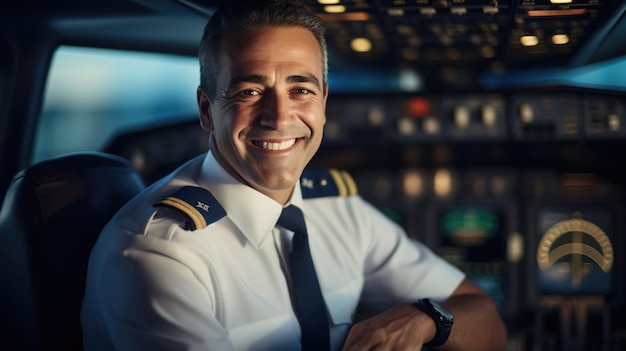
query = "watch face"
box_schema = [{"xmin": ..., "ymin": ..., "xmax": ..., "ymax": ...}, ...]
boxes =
[{"xmin": 429, "ymin": 299, "xmax": 454, "ymax": 322}]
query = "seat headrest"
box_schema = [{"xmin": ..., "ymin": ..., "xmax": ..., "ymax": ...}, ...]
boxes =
[
  {"xmin": 0, "ymin": 151, "xmax": 146, "ymax": 351},
  {"xmin": 3, "ymin": 152, "xmax": 146, "ymax": 234}
]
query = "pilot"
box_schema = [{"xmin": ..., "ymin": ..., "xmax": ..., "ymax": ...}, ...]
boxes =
[{"xmin": 81, "ymin": 0, "xmax": 507, "ymax": 350}]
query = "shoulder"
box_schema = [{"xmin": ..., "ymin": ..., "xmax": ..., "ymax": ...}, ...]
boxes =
[
  {"xmin": 300, "ymin": 168, "xmax": 358, "ymax": 199},
  {"xmin": 153, "ymin": 185, "xmax": 226, "ymax": 230},
  {"xmin": 148, "ymin": 168, "xmax": 358, "ymax": 229}
]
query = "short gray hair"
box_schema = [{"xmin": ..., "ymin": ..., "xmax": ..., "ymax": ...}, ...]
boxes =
[{"xmin": 198, "ymin": 0, "xmax": 328, "ymax": 100}]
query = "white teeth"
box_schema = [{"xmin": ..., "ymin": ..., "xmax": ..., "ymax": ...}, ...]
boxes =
[{"xmin": 254, "ymin": 139, "xmax": 296, "ymax": 150}]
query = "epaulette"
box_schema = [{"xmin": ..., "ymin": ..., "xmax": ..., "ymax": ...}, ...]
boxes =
[
  {"xmin": 154, "ymin": 186, "xmax": 226, "ymax": 230},
  {"xmin": 300, "ymin": 168, "xmax": 358, "ymax": 199}
]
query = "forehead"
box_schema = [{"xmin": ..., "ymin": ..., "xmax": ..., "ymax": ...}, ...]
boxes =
[{"xmin": 218, "ymin": 25, "xmax": 323, "ymax": 75}]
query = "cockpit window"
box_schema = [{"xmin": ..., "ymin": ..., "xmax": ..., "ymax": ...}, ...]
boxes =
[{"xmin": 33, "ymin": 45, "xmax": 199, "ymax": 163}]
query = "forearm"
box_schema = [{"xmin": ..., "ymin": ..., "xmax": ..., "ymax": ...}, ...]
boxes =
[
  {"xmin": 342, "ymin": 278, "xmax": 507, "ymax": 351},
  {"xmin": 438, "ymin": 292, "xmax": 507, "ymax": 351}
]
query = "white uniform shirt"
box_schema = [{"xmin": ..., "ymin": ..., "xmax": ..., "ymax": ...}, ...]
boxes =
[{"xmin": 81, "ymin": 152, "xmax": 465, "ymax": 351}]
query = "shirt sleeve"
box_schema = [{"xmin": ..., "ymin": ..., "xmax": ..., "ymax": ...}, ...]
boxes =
[
  {"xmin": 353, "ymin": 197, "xmax": 466, "ymax": 310},
  {"xmin": 88, "ymin": 216, "xmax": 234, "ymax": 351}
]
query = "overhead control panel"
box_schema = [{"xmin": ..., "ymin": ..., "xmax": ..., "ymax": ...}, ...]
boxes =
[
  {"xmin": 322, "ymin": 90, "xmax": 626, "ymax": 144},
  {"xmin": 301, "ymin": 0, "xmax": 614, "ymax": 90}
]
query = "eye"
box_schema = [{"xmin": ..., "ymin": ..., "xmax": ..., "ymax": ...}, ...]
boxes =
[
  {"xmin": 238, "ymin": 90, "xmax": 259, "ymax": 97},
  {"xmin": 293, "ymin": 88, "xmax": 312, "ymax": 95},
  {"xmin": 233, "ymin": 89, "xmax": 261, "ymax": 100}
]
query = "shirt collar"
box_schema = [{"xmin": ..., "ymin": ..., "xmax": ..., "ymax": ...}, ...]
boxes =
[{"xmin": 197, "ymin": 152, "xmax": 303, "ymax": 249}]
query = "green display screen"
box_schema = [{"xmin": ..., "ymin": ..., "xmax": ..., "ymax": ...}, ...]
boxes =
[{"xmin": 437, "ymin": 206, "xmax": 506, "ymax": 307}]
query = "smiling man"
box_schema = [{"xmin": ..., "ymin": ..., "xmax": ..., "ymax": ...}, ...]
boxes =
[
  {"xmin": 81, "ymin": 1, "xmax": 507, "ymax": 350},
  {"xmin": 198, "ymin": 25, "xmax": 327, "ymax": 205}
]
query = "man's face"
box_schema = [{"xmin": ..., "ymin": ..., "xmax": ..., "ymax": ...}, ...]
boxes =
[{"xmin": 198, "ymin": 26, "xmax": 328, "ymax": 204}]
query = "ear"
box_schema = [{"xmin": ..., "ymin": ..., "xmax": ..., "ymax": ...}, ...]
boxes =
[{"xmin": 197, "ymin": 87, "xmax": 214, "ymax": 132}]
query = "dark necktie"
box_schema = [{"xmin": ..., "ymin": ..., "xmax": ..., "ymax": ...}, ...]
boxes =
[{"xmin": 278, "ymin": 205, "xmax": 330, "ymax": 351}]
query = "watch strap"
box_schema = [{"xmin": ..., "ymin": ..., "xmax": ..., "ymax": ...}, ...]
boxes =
[{"xmin": 413, "ymin": 298, "xmax": 453, "ymax": 348}]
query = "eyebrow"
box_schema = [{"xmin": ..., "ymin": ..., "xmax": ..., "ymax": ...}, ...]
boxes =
[
  {"xmin": 286, "ymin": 75, "xmax": 321, "ymax": 90},
  {"xmin": 227, "ymin": 74, "xmax": 321, "ymax": 91}
]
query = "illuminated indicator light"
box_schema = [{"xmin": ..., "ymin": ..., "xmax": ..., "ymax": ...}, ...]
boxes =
[
  {"xmin": 403, "ymin": 169, "xmax": 423, "ymax": 198},
  {"xmin": 508, "ymin": 232, "xmax": 524, "ymax": 263},
  {"xmin": 451, "ymin": 7, "xmax": 467, "ymax": 15},
  {"xmin": 550, "ymin": 0, "xmax": 573, "ymax": 3},
  {"xmin": 454, "ymin": 106, "xmax": 471, "ymax": 129},
  {"xmin": 397, "ymin": 117, "xmax": 416, "ymax": 135},
  {"xmin": 350, "ymin": 37, "xmax": 372, "ymax": 52},
  {"xmin": 388, "ymin": 9, "xmax": 404, "ymax": 16},
  {"xmin": 368, "ymin": 108, "xmax": 384, "ymax": 126},
  {"xmin": 420, "ymin": 8, "xmax": 436, "ymax": 16},
  {"xmin": 483, "ymin": 6, "xmax": 499, "ymax": 15},
  {"xmin": 520, "ymin": 35, "xmax": 539, "ymax": 46},
  {"xmin": 552, "ymin": 34, "xmax": 570, "ymax": 45},
  {"xmin": 318, "ymin": 0, "xmax": 340, "ymax": 4},
  {"xmin": 608, "ymin": 114, "xmax": 620, "ymax": 131},
  {"xmin": 482, "ymin": 104, "xmax": 497, "ymax": 127},
  {"xmin": 423, "ymin": 117, "xmax": 440, "ymax": 135},
  {"xmin": 324, "ymin": 5, "xmax": 346, "ymax": 13},
  {"xmin": 520, "ymin": 103, "xmax": 534, "ymax": 123},
  {"xmin": 408, "ymin": 97, "xmax": 431, "ymax": 116},
  {"xmin": 528, "ymin": 9, "xmax": 586, "ymax": 16},
  {"xmin": 434, "ymin": 168, "xmax": 453, "ymax": 198}
]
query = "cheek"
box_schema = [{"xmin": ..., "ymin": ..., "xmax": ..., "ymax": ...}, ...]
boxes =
[
  {"xmin": 215, "ymin": 108, "xmax": 248, "ymax": 136},
  {"xmin": 306, "ymin": 105, "xmax": 327, "ymax": 130}
]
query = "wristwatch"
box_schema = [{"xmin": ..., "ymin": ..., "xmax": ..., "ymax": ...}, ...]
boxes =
[{"xmin": 413, "ymin": 298, "xmax": 454, "ymax": 348}]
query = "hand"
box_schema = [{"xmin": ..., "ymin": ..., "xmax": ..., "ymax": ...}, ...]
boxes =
[{"xmin": 341, "ymin": 304, "xmax": 435, "ymax": 351}]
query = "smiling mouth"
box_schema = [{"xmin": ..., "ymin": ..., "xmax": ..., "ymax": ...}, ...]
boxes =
[{"xmin": 251, "ymin": 139, "xmax": 296, "ymax": 151}]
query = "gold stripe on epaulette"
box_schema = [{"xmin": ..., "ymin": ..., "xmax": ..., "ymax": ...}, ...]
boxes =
[
  {"xmin": 340, "ymin": 170, "xmax": 358, "ymax": 196},
  {"xmin": 328, "ymin": 169, "xmax": 358, "ymax": 196},
  {"xmin": 328, "ymin": 169, "xmax": 347, "ymax": 196},
  {"xmin": 159, "ymin": 197, "xmax": 207, "ymax": 229}
]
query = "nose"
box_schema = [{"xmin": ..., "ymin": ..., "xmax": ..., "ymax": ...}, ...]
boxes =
[{"xmin": 258, "ymin": 91, "xmax": 295, "ymax": 130}]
